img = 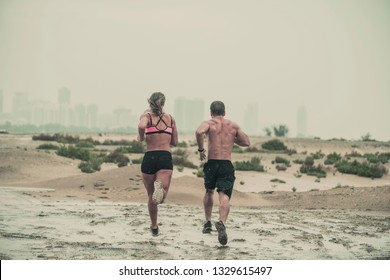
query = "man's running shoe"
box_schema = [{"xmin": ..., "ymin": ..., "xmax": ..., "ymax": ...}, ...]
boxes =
[
  {"xmin": 202, "ymin": 220, "xmax": 212, "ymax": 233},
  {"xmin": 215, "ymin": 220, "xmax": 228, "ymax": 245}
]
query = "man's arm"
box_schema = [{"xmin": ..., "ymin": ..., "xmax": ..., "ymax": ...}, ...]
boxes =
[
  {"xmin": 195, "ymin": 121, "xmax": 209, "ymax": 160},
  {"xmin": 234, "ymin": 127, "xmax": 250, "ymax": 147}
]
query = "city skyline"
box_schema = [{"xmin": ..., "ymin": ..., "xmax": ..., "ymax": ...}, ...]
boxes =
[
  {"xmin": 1, "ymin": 88, "xmax": 315, "ymax": 138},
  {"xmin": 1, "ymin": 0, "xmax": 389, "ymax": 140}
]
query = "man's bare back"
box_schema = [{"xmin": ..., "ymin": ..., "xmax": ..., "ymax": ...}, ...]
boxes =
[{"xmin": 196, "ymin": 115, "xmax": 249, "ymax": 161}]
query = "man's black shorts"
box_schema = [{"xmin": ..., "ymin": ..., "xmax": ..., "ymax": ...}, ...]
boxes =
[
  {"xmin": 203, "ymin": 159, "xmax": 236, "ymax": 199},
  {"xmin": 141, "ymin": 150, "xmax": 173, "ymax": 174}
]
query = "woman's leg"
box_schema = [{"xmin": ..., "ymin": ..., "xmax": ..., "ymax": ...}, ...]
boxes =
[
  {"xmin": 142, "ymin": 173, "xmax": 158, "ymax": 228},
  {"xmin": 155, "ymin": 169, "xmax": 173, "ymax": 203},
  {"xmin": 142, "ymin": 169, "xmax": 173, "ymax": 229}
]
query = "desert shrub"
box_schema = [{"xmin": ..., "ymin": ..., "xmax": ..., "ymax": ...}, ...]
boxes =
[
  {"xmin": 172, "ymin": 149, "xmax": 197, "ymax": 169},
  {"xmin": 114, "ymin": 141, "xmax": 145, "ymax": 154},
  {"xmin": 234, "ymin": 157, "xmax": 265, "ymax": 172},
  {"xmin": 300, "ymin": 157, "xmax": 327, "ymax": 178},
  {"xmin": 363, "ymin": 152, "xmax": 390, "ymax": 164},
  {"xmin": 78, "ymin": 162, "xmax": 95, "ymax": 173},
  {"xmin": 132, "ymin": 157, "xmax": 143, "ymax": 164},
  {"xmin": 173, "ymin": 156, "xmax": 197, "ymax": 168},
  {"xmin": 276, "ymin": 164, "xmax": 288, "ymax": 171},
  {"xmin": 117, "ymin": 157, "xmax": 130, "ymax": 167},
  {"xmin": 261, "ymin": 139, "xmax": 287, "ymax": 151},
  {"xmin": 176, "ymin": 141, "xmax": 188, "ymax": 148},
  {"xmin": 293, "ymin": 159, "xmax": 304, "ymax": 164},
  {"xmin": 345, "ymin": 151, "xmax": 362, "ymax": 159},
  {"xmin": 78, "ymin": 154, "xmax": 104, "ymax": 173},
  {"xmin": 56, "ymin": 134, "xmax": 81, "ymax": 144},
  {"xmin": 172, "ymin": 148, "xmax": 187, "ymax": 156},
  {"xmin": 105, "ymin": 150, "xmax": 129, "ymax": 167},
  {"xmin": 232, "ymin": 145, "xmax": 244, "ymax": 153},
  {"xmin": 274, "ymin": 156, "xmax": 291, "ymax": 166},
  {"xmin": 286, "ymin": 149, "xmax": 297, "ymax": 155},
  {"xmin": 36, "ymin": 143, "xmax": 59, "ymax": 150},
  {"xmin": 32, "ymin": 133, "xmax": 57, "ymax": 141},
  {"xmin": 311, "ymin": 150, "xmax": 325, "ymax": 160},
  {"xmin": 78, "ymin": 158, "xmax": 102, "ymax": 173},
  {"xmin": 324, "ymin": 152, "xmax": 342, "ymax": 165},
  {"xmin": 76, "ymin": 141, "xmax": 95, "ymax": 148},
  {"xmin": 303, "ymin": 156, "xmax": 315, "ymax": 166},
  {"xmin": 273, "ymin": 125, "xmax": 289, "ymax": 137},
  {"xmin": 335, "ymin": 159, "xmax": 387, "ymax": 178},
  {"xmin": 196, "ymin": 168, "xmax": 204, "ymax": 178},
  {"xmin": 32, "ymin": 133, "xmax": 99, "ymax": 145},
  {"xmin": 56, "ymin": 145, "xmax": 91, "ymax": 161},
  {"xmin": 245, "ymin": 146, "xmax": 260, "ymax": 153},
  {"xmin": 270, "ymin": 178, "xmax": 286, "ymax": 183},
  {"xmin": 102, "ymin": 139, "xmax": 132, "ymax": 146}
]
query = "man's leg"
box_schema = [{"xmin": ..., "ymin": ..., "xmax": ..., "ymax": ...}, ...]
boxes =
[
  {"xmin": 215, "ymin": 191, "xmax": 230, "ymax": 245},
  {"xmin": 203, "ymin": 189, "xmax": 214, "ymax": 221},
  {"xmin": 202, "ymin": 189, "xmax": 214, "ymax": 233},
  {"xmin": 218, "ymin": 191, "xmax": 230, "ymax": 224}
]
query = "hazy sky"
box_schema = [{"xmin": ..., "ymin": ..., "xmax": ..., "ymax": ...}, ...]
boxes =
[{"xmin": 1, "ymin": 0, "xmax": 389, "ymax": 140}]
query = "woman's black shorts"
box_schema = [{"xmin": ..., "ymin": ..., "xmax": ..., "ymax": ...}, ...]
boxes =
[{"xmin": 141, "ymin": 150, "xmax": 173, "ymax": 174}]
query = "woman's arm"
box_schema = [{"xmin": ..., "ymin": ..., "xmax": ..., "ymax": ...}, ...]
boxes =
[
  {"xmin": 170, "ymin": 116, "xmax": 179, "ymax": 146},
  {"xmin": 137, "ymin": 114, "xmax": 148, "ymax": 142}
]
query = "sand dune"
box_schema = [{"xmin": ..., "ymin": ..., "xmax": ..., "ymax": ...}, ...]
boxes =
[{"xmin": 1, "ymin": 134, "xmax": 389, "ymax": 259}]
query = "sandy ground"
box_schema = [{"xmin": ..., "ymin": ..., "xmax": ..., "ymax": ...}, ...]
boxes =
[{"xmin": 0, "ymin": 134, "xmax": 390, "ymax": 260}]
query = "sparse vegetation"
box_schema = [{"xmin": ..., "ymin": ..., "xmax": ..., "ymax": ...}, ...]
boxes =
[
  {"xmin": 56, "ymin": 145, "xmax": 91, "ymax": 161},
  {"xmin": 335, "ymin": 159, "xmax": 387, "ymax": 179},
  {"xmin": 172, "ymin": 149, "xmax": 197, "ymax": 169},
  {"xmin": 275, "ymin": 164, "xmax": 288, "ymax": 171},
  {"xmin": 196, "ymin": 168, "xmax": 204, "ymax": 178},
  {"xmin": 78, "ymin": 156, "xmax": 103, "ymax": 173},
  {"xmin": 325, "ymin": 152, "xmax": 342, "ymax": 165},
  {"xmin": 273, "ymin": 125, "xmax": 289, "ymax": 137},
  {"xmin": 261, "ymin": 139, "xmax": 287, "ymax": 151},
  {"xmin": 299, "ymin": 156, "xmax": 327, "ymax": 178},
  {"xmin": 234, "ymin": 157, "xmax": 265, "ymax": 172},
  {"xmin": 176, "ymin": 141, "xmax": 188, "ymax": 148},
  {"xmin": 36, "ymin": 143, "xmax": 59, "ymax": 150},
  {"xmin": 104, "ymin": 150, "xmax": 130, "ymax": 167},
  {"xmin": 270, "ymin": 178, "xmax": 286, "ymax": 184},
  {"xmin": 310, "ymin": 150, "xmax": 325, "ymax": 160},
  {"xmin": 363, "ymin": 152, "xmax": 390, "ymax": 164},
  {"xmin": 132, "ymin": 157, "xmax": 143, "ymax": 164},
  {"xmin": 273, "ymin": 156, "xmax": 291, "ymax": 166}
]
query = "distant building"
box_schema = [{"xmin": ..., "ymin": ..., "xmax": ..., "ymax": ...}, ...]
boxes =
[
  {"xmin": 12, "ymin": 92, "xmax": 31, "ymax": 124},
  {"xmin": 86, "ymin": 104, "xmax": 98, "ymax": 128},
  {"xmin": 113, "ymin": 108, "xmax": 135, "ymax": 128},
  {"xmin": 73, "ymin": 104, "xmax": 87, "ymax": 127},
  {"xmin": 58, "ymin": 87, "xmax": 71, "ymax": 126},
  {"xmin": 31, "ymin": 100, "xmax": 56, "ymax": 125},
  {"xmin": 297, "ymin": 105, "xmax": 307, "ymax": 137},
  {"xmin": 174, "ymin": 97, "xmax": 204, "ymax": 134}
]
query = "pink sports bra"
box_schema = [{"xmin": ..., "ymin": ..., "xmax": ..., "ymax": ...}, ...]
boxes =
[{"xmin": 145, "ymin": 113, "xmax": 173, "ymax": 135}]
